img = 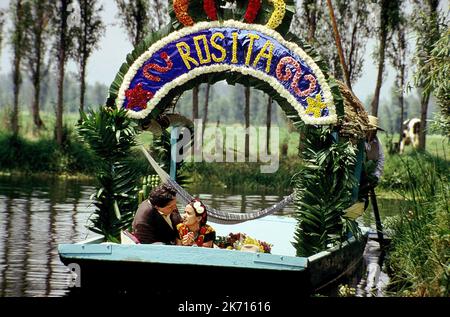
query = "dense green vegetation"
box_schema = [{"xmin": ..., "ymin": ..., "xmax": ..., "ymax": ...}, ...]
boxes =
[
  {"xmin": 0, "ymin": 128, "xmax": 96, "ymax": 175},
  {"xmin": 382, "ymin": 152, "xmax": 449, "ymax": 297},
  {"xmin": 0, "ymin": 112, "xmax": 448, "ymax": 188}
]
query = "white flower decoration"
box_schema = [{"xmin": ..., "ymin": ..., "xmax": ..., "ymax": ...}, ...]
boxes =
[
  {"xmin": 196, "ymin": 206, "xmax": 205, "ymax": 214},
  {"xmin": 193, "ymin": 201, "xmax": 201, "ymax": 209}
]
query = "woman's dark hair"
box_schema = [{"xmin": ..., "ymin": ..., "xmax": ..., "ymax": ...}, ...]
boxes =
[{"xmin": 149, "ymin": 184, "xmax": 176, "ymax": 207}]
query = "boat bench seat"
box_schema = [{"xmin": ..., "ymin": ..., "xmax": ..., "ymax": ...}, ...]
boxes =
[{"xmin": 121, "ymin": 230, "xmax": 140, "ymax": 244}]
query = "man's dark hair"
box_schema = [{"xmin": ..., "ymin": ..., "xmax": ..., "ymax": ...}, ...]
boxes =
[{"xmin": 149, "ymin": 184, "xmax": 176, "ymax": 207}]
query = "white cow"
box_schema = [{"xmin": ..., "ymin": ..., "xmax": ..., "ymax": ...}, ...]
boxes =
[{"xmin": 399, "ymin": 118, "xmax": 421, "ymax": 153}]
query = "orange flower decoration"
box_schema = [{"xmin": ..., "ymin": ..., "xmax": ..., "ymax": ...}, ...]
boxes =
[{"xmin": 173, "ymin": 0, "xmax": 194, "ymax": 26}]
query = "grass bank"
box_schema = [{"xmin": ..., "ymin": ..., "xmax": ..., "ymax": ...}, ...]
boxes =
[
  {"xmin": 0, "ymin": 131, "xmax": 97, "ymax": 175},
  {"xmin": 181, "ymin": 159, "xmax": 301, "ymax": 193}
]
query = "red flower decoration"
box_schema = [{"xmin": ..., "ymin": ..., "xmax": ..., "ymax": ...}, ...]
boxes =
[
  {"xmin": 143, "ymin": 52, "xmax": 173, "ymax": 82},
  {"xmin": 244, "ymin": 0, "xmax": 262, "ymax": 23},
  {"xmin": 125, "ymin": 83, "xmax": 153, "ymax": 110},
  {"xmin": 203, "ymin": 0, "xmax": 217, "ymax": 21},
  {"xmin": 276, "ymin": 56, "xmax": 317, "ymax": 97}
]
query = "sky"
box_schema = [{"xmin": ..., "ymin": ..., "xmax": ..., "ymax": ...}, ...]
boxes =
[{"xmin": 0, "ymin": 1, "xmax": 447, "ymax": 107}]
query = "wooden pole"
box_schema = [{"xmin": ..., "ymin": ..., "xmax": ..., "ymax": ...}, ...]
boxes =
[
  {"xmin": 370, "ymin": 188, "xmax": 384, "ymax": 245},
  {"xmin": 170, "ymin": 127, "xmax": 178, "ymax": 181},
  {"xmin": 325, "ymin": 0, "xmax": 352, "ymax": 91}
]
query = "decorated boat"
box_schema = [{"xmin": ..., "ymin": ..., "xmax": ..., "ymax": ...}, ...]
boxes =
[
  {"xmin": 59, "ymin": 215, "xmax": 369, "ymax": 296},
  {"xmin": 59, "ymin": 1, "xmax": 378, "ymax": 296}
]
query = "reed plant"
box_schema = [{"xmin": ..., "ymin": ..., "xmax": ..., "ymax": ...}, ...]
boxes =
[
  {"xmin": 384, "ymin": 153, "xmax": 449, "ymax": 296},
  {"xmin": 379, "ymin": 148, "xmax": 449, "ymax": 191}
]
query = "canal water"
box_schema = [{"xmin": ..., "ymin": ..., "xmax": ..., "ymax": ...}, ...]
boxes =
[{"xmin": 0, "ymin": 175, "xmax": 393, "ymax": 297}]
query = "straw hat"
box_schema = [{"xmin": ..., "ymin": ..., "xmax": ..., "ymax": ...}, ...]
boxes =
[{"xmin": 368, "ymin": 115, "xmax": 385, "ymax": 131}]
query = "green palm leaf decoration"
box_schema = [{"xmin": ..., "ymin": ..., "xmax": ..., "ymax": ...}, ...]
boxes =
[
  {"xmin": 78, "ymin": 107, "xmax": 142, "ymax": 242},
  {"xmin": 293, "ymin": 126, "xmax": 361, "ymax": 256}
]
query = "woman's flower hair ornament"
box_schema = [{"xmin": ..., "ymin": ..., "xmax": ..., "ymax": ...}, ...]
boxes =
[
  {"xmin": 190, "ymin": 199, "xmax": 207, "ymax": 226},
  {"xmin": 192, "ymin": 200, "xmax": 205, "ymax": 214}
]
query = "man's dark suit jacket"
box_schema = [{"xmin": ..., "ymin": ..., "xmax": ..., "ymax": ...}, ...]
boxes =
[{"xmin": 132, "ymin": 199, "xmax": 182, "ymax": 244}]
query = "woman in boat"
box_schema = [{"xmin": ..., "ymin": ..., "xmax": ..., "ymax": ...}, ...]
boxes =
[{"xmin": 176, "ymin": 199, "xmax": 216, "ymax": 248}]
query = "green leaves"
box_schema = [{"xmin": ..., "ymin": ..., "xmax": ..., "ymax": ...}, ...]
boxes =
[
  {"xmin": 293, "ymin": 128, "xmax": 361, "ymax": 256},
  {"xmin": 78, "ymin": 106, "xmax": 141, "ymax": 240},
  {"xmin": 416, "ymin": 27, "xmax": 450, "ymax": 138}
]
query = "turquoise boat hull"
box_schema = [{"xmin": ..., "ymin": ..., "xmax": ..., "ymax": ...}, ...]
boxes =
[{"xmin": 58, "ymin": 234, "xmax": 367, "ymax": 296}]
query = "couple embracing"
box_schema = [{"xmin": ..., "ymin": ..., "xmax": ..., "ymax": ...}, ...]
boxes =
[{"xmin": 132, "ymin": 184, "xmax": 216, "ymax": 247}]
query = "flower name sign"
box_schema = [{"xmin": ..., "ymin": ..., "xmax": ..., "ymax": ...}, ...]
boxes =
[{"xmin": 116, "ymin": 20, "xmax": 336, "ymax": 125}]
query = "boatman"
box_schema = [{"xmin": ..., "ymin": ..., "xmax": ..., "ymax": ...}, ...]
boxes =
[
  {"xmin": 360, "ymin": 115, "xmax": 385, "ymax": 206},
  {"xmin": 132, "ymin": 183, "xmax": 182, "ymax": 244}
]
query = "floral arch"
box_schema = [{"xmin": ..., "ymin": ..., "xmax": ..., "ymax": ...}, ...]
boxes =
[
  {"xmin": 82, "ymin": 0, "xmax": 368, "ymax": 255},
  {"xmin": 106, "ymin": 1, "xmax": 344, "ymax": 127}
]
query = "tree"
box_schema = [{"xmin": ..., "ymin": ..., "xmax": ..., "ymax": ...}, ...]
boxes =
[
  {"xmin": 328, "ymin": 0, "xmax": 372, "ymax": 85},
  {"xmin": 148, "ymin": 0, "xmax": 170, "ymax": 31},
  {"xmin": 202, "ymin": 83, "xmax": 211, "ymax": 135},
  {"xmin": 412, "ymin": 0, "xmax": 442, "ymax": 150},
  {"xmin": 422, "ymin": 28, "xmax": 450, "ymax": 138},
  {"xmin": 370, "ymin": 0, "xmax": 402, "ymax": 117},
  {"xmin": 73, "ymin": 0, "xmax": 105, "ymax": 114},
  {"xmin": 386, "ymin": 1, "xmax": 409, "ymax": 146},
  {"xmin": 245, "ymin": 86, "xmax": 250, "ymax": 158},
  {"xmin": 52, "ymin": 0, "xmax": 75, "ymax": 145},
  {"xmin": 0, "ymin": 9, "xmax": 6, "ymax": 73},
  {"xmin": 293, "ymin": 0, "xmax": 373, "ymax": 86},
  {"xmin": 10, "ymin": 0, "xmax": 30, "ymax": 136},
  {"xmin": 291, "ymin": 0, "xmax": 372, "ymax": 154},
  {"xmin": 115, "ymin": 0, "xmax": 151, "ymax": 47},
  {"xmin": 266, "ymin": 96, "xmax": 272, "ymax": 154},
  {"xmin": 290, "ymin": 0, "xmax": 321, "ymax": 43},
  {"xmin": 192, "ymin": 85, "xmax": 199, "ymax": 120},
  {"xmin": 24, "ymin": 0, "xmax": 53, "ymax": 131}
]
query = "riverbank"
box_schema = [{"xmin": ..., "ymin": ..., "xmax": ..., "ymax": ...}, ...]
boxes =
[
  {"xmin": 0, "ymin": 170, "xmax": 94, "ymax": 181},
  {"xmin": 1, "ymin": 130, "xmax": 448, "ymax": 191},
  {"xmin": 0, "ymin": 132, "xmax": 96, "ymax": 175}
]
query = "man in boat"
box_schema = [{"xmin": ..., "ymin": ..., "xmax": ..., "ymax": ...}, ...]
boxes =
[
  {"xmin": 132, "ymin": 183, "xmax": 182, "ymax": 244},
  {"xmin": 359, "ymin": 115, "xmax": 385, "ymax": 206}
]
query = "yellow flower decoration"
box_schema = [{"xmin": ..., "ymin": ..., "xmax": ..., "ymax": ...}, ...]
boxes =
[
  {"xmin": 266, "ymin": 0, "xmax": 286, "ymax": 29},
  {"xmin": 305, "ymin": 94, "xmax": 327, "ymax": 118}
]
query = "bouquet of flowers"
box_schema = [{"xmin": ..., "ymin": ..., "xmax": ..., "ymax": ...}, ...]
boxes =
[{"xmin": 216, "ymin": 232, "xmax": 272, "ymax": 253}]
